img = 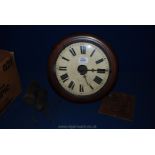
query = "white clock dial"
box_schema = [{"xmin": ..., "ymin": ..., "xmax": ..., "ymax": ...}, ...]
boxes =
[{"xmin": 55, "ymin": 42, "xmax": 110, "ymax": 96}]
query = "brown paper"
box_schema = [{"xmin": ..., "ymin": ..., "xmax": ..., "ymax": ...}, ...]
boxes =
[{"xmin": 99, "ymin": 92, "xmax": 135, "ymax": 121}]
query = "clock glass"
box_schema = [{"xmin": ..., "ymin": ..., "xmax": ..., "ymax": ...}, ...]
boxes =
[
  {"xmin": 48, "ymin": 35, "xmax": 118, "ymax": 103},
  {"xmin": 56, "ymin": 42, "xmax": 110, "ymax": 95}
]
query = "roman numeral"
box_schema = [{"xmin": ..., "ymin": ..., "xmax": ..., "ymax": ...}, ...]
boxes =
[
  {"xmin": 62, "ymin": 56, "xmax": 70, "ymax": 61},
  {"xmin": 68, "ymin": 81, "xmax": 75, "ymax": 89},
  {"xmin": 69, "ymin": 48, "xmax": 76, "ymax": 56},
  {"xmin": 80, "ymin": 46, "xmax": 86, "ymax": 54},
  {"xmin": 59, "ymin": 66, "xmax": 67, "ymax": 71},
  {"xmin": 60, "ymin": 73, "xmax": 69, "ymax": 83},
  {"xmin": 90, "ymin": 49, "xmax": 95, "ymax": 57},
  {"xmin": 96, "ymin": 58, "xmax": 105, "ymax": 64},
  {"xmin": 94, "ymin": 76, "xmax": 103, "ymax": 84},
  {"xmin": 97, "ymin": 69, "xmax": 106, "ymax": 73},
  {"xmin": 89, "ymin": 85, "xmax": 94, "ymax": 90},
  {"xmin": 79, "ymin": 84, "xmax": 84, "ymax": 92}
]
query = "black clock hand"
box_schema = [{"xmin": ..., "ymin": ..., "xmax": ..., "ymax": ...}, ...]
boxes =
[
  {"xmin": 77, "ymin": 65, "xmax": 108, "ymax": 74},
  {"xmin": 83, "ymin": 75, "xmax": 94, "ymax": 90},
  {"xmin": 86, "ymin": 69, "xmax": 109, "ymax": 73}
]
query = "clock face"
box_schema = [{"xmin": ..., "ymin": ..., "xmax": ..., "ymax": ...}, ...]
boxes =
[
  {"xmin": 48, "ymin": 35, "xmax": 118, "ymax": 103},
  {"xmin": 56, "ymin": 42, "xmax": 110, "ymax": 96}
]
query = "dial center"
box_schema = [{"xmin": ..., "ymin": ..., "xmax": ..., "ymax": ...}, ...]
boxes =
[{"xmin": 77, "ymin": 65, "xmax": 88, "ymax": 75}]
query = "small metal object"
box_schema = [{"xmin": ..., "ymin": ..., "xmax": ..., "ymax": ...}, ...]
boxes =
[
  {"xmin": 23, "ymin": 81, "xmax": 40, "ymax": 105},
  {"xmin": 35, "ymin": 88, "xmax": 48, "ymax": 111},
  {"xmin": 23, "ymin": 81, "xmax": 48, "ymax": 113}
]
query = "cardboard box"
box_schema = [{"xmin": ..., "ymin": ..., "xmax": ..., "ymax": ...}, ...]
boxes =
[{"xmin": 0, "ymin": 49, "xmax": 21, "ymax": 112}]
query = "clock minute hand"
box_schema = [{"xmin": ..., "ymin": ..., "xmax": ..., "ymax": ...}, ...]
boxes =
[{"xmin": 83, "ymin": 75, "xmax": 94, "ymax": 90}]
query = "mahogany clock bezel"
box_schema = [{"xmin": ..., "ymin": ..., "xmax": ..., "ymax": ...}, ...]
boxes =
[{"xmin": 48, "ymin": 34, "xmax": 118, "ymax": 103}]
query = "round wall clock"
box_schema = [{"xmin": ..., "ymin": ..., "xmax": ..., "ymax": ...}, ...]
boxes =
[{"xmin": 48, "ymin": 34, "xmax": 118, "ymax": 103}]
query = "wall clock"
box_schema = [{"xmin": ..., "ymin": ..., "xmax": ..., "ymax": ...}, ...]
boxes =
[{"xmin": 48, "ymin": 34, "xmax": 118, "ymax": 103}]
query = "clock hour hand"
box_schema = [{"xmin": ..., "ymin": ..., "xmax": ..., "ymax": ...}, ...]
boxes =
[
  {"xmin": 83, "ymin": 75, "xmax": 94, "ymax": 90},
  {"xmin": 77, "ymin": 65, "xmax": 108, "ymax": 75},
  {"xmin": 86, "ymin": 69, "xmax": 108, "ymax": 73}
]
